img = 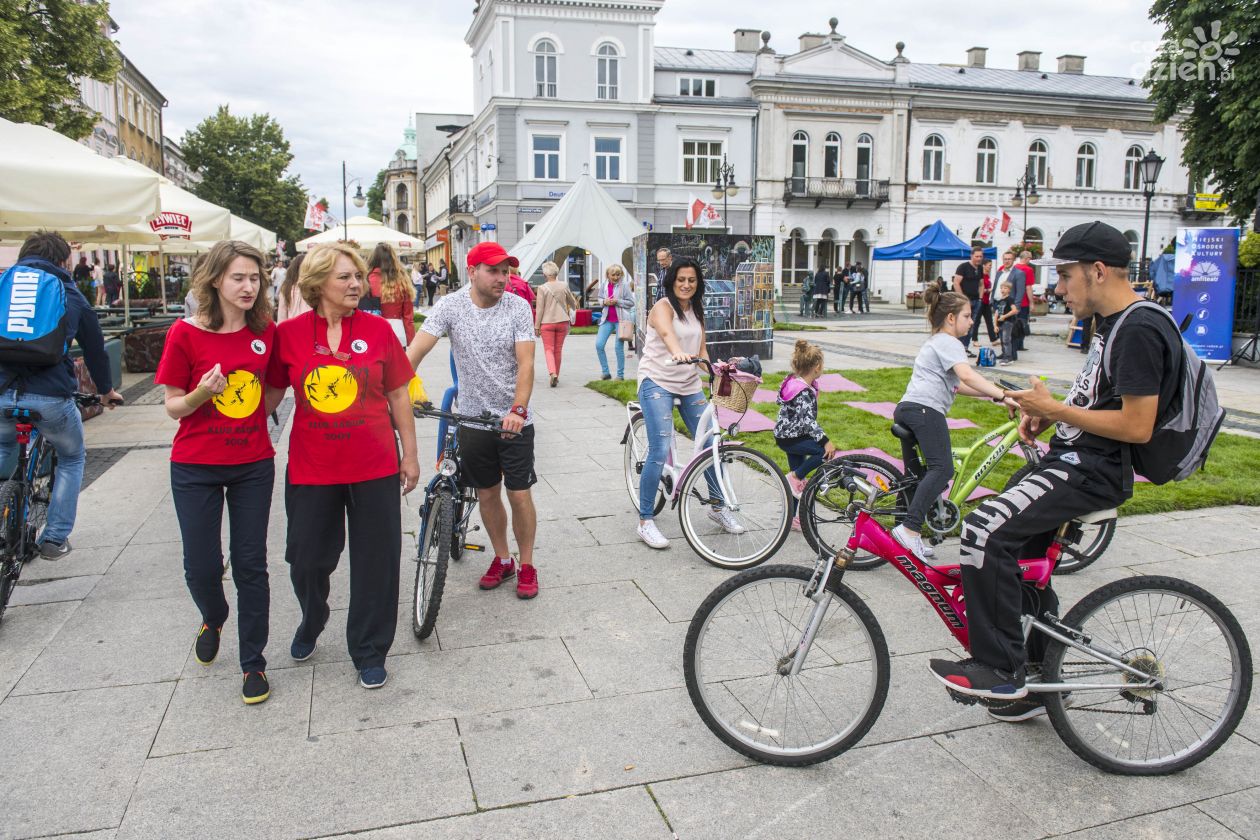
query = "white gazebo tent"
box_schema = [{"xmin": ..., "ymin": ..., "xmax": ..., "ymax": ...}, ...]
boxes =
[
  {"xmin": 227, "ymin": 215, "xmax": 278, "ymax": 254},
  {"xmin": 0, "ymin": 117, "xmax": 161, "ymax": 230},
  {"xmin": 509, "ymin": 172, "xmax": 644, "ymax": 282},
  {"xmin": 296, "ymin": 216, "xmax": 419, "ymax": 254}
]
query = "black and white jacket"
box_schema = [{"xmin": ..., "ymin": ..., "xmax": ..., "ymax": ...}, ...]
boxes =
[{"xmin": 774, "ymin": 375, "xmax": 829, "ymax": 445}]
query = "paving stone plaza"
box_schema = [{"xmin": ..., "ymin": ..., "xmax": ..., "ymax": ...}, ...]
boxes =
[{"xmin": 0, "ymin": 320, "xmax": 1257, "ymax": 839}]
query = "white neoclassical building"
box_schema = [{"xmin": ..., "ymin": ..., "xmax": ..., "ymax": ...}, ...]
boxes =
[{"xmin": 415, "ymin": 1, "xmax": 1215, "ymax": 298}]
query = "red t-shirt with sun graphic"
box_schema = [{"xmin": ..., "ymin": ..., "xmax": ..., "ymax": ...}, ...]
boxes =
[
  {"xmin": 156, "ymin": 319, "xmax": 277, "ymax": 465},
  {"xmin": 268, "ymin": 309, "xmax": 413, "ymax": 486}
]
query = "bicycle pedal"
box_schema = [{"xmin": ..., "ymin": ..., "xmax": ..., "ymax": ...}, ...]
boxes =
[
  {"xmin": 945, "ymin": 687, "xmax": 982, "ymax": 707},
  {"xmin": 463, "ymin": 544, "xmax": 486, "ymax": 552}
]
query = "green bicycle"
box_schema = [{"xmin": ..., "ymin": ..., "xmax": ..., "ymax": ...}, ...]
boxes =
[{"xmin": 799, "ymin": 416, "xmax": 1117, "ymax": 572}]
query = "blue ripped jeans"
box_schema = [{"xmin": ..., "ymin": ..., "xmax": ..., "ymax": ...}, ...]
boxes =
[
  {"xmin": 638, "ymin": 378, "xmax": 721, "ymax": 519},
  {"xmin": 595, "ymin": 319, "xmax": 624, "ymax": 378}
]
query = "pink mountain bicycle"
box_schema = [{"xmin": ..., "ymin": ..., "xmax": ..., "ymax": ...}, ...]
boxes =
[{"xmin": 684, "ymin": 466, "xmax": 1252, "ymax": 774}]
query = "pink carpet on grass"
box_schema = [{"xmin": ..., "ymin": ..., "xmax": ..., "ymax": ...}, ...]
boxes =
[
  {"xmin": 843, "ymin": 401, "xmax": 978, "ymax": 430},
  {"xmin": 716, "ymin": 405, "xmax": 776, "ymax": 432},
  {"xmin": 982, "ymin": 439, "xmax": 1150, "ymax": 483},
  {"xmin": 815, "ymin": 373, "xmax": 867, "ymax": 393},
  {"xmin": 752, "ymin": 388, "xmax": 778, "ymax": 403}
]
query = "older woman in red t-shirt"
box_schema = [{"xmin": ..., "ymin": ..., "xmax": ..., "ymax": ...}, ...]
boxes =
[
  {"xmin": 267, "ymin": 242, "xmax": 419, "ymax": 690},
  {"xmin": 156, "ymin": 240, "xmax": 283, "ymax": 706}
]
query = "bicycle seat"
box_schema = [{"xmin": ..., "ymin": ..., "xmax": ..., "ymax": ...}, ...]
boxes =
[
  {"xmin": 889, "ymin": 423, "xmax": 915, "ymax": 441},
  {"xmin": 1075, "ymin": 508, "xmax": 1117, "ymax": 524},
  {"xmin": 2, "ymin": 408, "xmax": 42, "ymax": 422}
]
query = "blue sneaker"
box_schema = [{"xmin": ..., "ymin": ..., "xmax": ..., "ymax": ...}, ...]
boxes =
[
  {"xmin": 290, "ymin": 633, "xmax": 316, "ymax": 662},
  {"xmin": 359, "ymin": 665, "xmax": 388, "ymax": 689}
]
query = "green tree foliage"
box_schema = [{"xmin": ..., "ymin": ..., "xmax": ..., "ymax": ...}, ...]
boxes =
[
  {"xmin": 181, "ymin": 105, "xmax": 307, "ymax": 253},
  {"xmin": 365, "ymin": 169, "xmax": 387, "ymax": 221},
  {"xmin": 0, "ymin": 0, "xmax": 119, "ymax": 139},
  {"xmin": 1147, "ymin": 2, "xmax": 1260, "ymax": 222},
  {"xmin": 1239, "ymin": 230, "xmax": 1260, "ymax": 267}
]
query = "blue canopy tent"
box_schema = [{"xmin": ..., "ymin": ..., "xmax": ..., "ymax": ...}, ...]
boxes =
[{"xmin": 873, "ymin": 221, "xmax": 997, "ymax": 261}]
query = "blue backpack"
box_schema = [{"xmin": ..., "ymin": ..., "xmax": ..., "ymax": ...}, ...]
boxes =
[{"xmin": 0, "ymin": 264, "xmax": 70, "ymax": 368}]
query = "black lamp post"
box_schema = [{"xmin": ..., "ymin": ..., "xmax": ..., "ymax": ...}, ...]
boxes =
[
  {"xmin": 1011, "ymin": 164, "xmax": 1040, "ymax": 244},
  {"xmin": 341, "ymin": 160, "xmax": 366, "ymax": 241},
  {"xmin": 1139, "ymin": 150, "xmax": 1166, "ymax": 281},
  {"xmin": 712, "ymin": 154, "xmax": 737, "ymax": 232}
]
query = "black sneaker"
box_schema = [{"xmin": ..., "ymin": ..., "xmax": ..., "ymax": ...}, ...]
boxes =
[
  {"xmin": 966, "ymin": 350, "xmax": 977, "ymax": 358},
  {"xmin": 242, "ymin": 671, "xmax": 270, "ymax": 705},
  {"xmin": 986, "ymin": 696, "xmax": 1046, "ymax": 722},
  {"xmin": 194, "ymin": 623, "xmax": 222, "ymax": 666},
  {"xmin": 928, "ymin": 657, "xmax": 1027, "ymax": 699},
  {"xmin": 37, "ymin": 539, "xmax": 72, "ymax": 560}
]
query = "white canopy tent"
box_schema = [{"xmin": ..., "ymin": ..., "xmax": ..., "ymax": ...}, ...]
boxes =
[
  {"xmin": 228, "ymin": 215, "xmax": 278, "ymax": 253},
  {"xmin": 509, "ymin": 172, "xmax": 644, "ymax": 282},
  {"xmin": 296, "ymin": 216, "xmax": 419, "ymax": 254},
  {"xmin": 0, "ymin": 117, "xmax": 162, "ymax": 230}
]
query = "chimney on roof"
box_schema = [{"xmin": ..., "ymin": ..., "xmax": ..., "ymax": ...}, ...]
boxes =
[
  {"xmin": 1017, "ymin": 50, "xmax": 1041, "ymax": 71},
  {"xmin": 799, "ymin": 32, "xmax": 826, "ymax": 52},
  {"xmin": 734, "ymin": 28, "xmax": 761, "ymax": 53},
  {"xmin": 966, "ymin": 46, "xmax": 987, "ymax": 68},
  {"xmin": 1057, "ymin": 54, "xmax": 1085, "ymax": 74}
]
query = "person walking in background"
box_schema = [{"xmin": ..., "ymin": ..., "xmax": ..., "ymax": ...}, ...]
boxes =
[
  {"xmin": 72, "ymin": 256, "xmax": 92, "ymax": 299},
  {"xmin": 1014, "ymin": 250, "xmax": 1035, "ymax": 351},
  {"xmin": 593, "ymin": 264, "xmax": 634, "ymax": 381},
  {"xmin": 92, "ymin": 259, "xmax": 106, "ymax": 306},
  {"xmin": 103, "ymin": 262, "xmax": 120, "ymax": 306},
  {"xmin": 972, "ymin": 258, "xmax": 997, "ymax": 346},
  {"xmin": 275, "ymin": 253, "xmax": 309, "ymax": 322},
  {"xmin": 774, "ymin": 339, "xmax": 836, "ymax": 530},
  {"xmin": 156, "ymin": 240, "xmax": 280, "ymax": 706},
  {"xmin": 436, "ymin": 259, "xmax": 450, "ymax": 294},
  {"xmin": 410, "ymin": 262, "xmax": 424, "ymax": 307},
  {"xmin": 535, "ymin": 260, "xmax": 578, "ymax": 387},
  {"xmin": 849, "ymin": 263, "xmax": 869, "ymax": 313},
  {"xmin": 366, "ymin": 243, "xmax": 416, "ymax": 345},
  {"xmin": 269, "ymin": 260, "xmax": 286, "ymax": 307},
  {"xmin": 811, "ymin": 265, "xmax": 831, "ymax": 318},
  {"xmin": 799, "ymin": 269, "xmax": 814, "ymax": 318},
  {"xmin": 833, "ymin": 263, "xmax": 849, "ymax": 313},
  {"xmin": 951, "ymin": 247, "xmax": 986, "ymax": 356},
  {"xmin": 424, "ymin": 262, "xmax": 439, "ymax": 307},
  {"xmin": 267, "ymin": 242, "xmax": 419, "ymax": 690}
]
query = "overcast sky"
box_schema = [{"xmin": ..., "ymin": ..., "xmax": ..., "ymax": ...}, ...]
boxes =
[{"xmin": 108, "ymin": 0, "xmax": 1165, "ymax": 228}]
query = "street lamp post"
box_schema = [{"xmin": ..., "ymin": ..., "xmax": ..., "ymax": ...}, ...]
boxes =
[
  {"xmin": 341, "ymin": 160, "xmax": 366, "ymax": 241},
  {"xmin": 1139, "ymin": 150, "xmax": 1166, "ymax": 282},
  {"xmin": 1010, "ymin": 164, "xmax": 1041, "ymax": 246},
  {"xmin": 712, "ymin": 154, "xmax": 737, "ymax": 232}
]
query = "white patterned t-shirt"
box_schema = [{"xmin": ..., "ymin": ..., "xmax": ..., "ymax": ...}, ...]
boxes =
[{"xmin": 421, "ymin": 286, "xmax": 536, "ymax": 425}]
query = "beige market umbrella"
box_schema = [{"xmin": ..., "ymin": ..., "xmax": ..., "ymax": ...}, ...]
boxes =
[{"xmin": 296, "ymin": 215, "xmax": 419, "ymax": 254}]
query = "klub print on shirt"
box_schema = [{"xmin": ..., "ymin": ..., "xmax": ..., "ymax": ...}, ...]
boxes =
[{"xmin": 298, "ymin": 359, "xmax": 371, "ymax": 441}]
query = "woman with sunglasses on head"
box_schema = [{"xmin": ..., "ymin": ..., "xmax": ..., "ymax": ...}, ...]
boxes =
[
  {"xmin": 266, "ymin": 243, "xmax": 419, "ymax": 690},
  {"xmin": 156, "ymin": 240, "xmax": 282, "ymax": 706}
]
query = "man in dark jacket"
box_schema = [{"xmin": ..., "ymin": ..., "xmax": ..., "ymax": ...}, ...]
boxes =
[
  {"xmin": 811, "ymin": 267, "xmax": 831, "ymax": 317},
  {"xmin": 0, "ymin": 232, "xmax": 123, "ymax": 558}
]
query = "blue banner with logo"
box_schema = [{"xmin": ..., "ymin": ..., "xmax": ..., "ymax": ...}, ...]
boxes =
[{"xmin": 1172, "ymin": 227, "xmax": 1239, "ymax": 361}]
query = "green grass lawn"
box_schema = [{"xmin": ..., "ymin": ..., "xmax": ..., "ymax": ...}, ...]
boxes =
[
  {"xmin": 587, "ymin": 367, "xmax": 1260, "ymax": 517},
  {"xmin": 773, "ymin": 321, "xmax": 827, "ymax": 331}
]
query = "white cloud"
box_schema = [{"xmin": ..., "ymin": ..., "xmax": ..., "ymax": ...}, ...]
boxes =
[{"xmin": 108, "ymin": 0, "xmax": 1162, "ymax": 228}]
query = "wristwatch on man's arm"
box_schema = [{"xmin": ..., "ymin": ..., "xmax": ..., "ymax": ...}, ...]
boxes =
[{"xmin": 510, "ymin": 404, "xmax": 528, "ymax": 421}]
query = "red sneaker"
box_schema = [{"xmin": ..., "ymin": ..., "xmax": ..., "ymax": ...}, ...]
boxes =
[
  {"xmin": 479, "ymin": 556, "xmax": 517, "ymax": 590},
  {"xmin": 516, "ymin": 564, "xmax": 539, "ymax": 599}
]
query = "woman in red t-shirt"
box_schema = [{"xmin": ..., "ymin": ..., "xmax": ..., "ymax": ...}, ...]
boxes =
[
  {"xmin": 366, "ymin": 243, "xmax": 416, "ymax": 345},
  {"xmin": 267, "ymin": 242, "xmax": 419, "ymax": 690},
  {"xmin": 156, "ymin": 240, "xmax": 282, "ymax": 706}
]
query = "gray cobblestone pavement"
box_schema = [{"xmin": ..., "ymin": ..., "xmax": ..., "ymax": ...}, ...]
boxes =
[{"xmin": 1, "ymin": 329, "xmax": 1256, "ymax": 839}]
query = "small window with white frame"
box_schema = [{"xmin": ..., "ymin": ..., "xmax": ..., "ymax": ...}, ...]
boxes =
[
  {"xmin": 594, "ymin": 137, "xmax": 623, "ymax": 181},
  {"xmin": 532, "ymin": 134, "xmax": 561, "ymax": 180},
  {"xmin": 596, "ymin": 43, "xmax": 619, "ymax": 101},
  {"xmin": 534, "ymin": 39, "xmax": 558, "ymax": 98},
  {"xmin": 682, "ymin": 139, "xmax": 723, "ymax": 184},
  {"xmin": 678, "ymin": 76, "xmax": 717, "ymax": 97}
]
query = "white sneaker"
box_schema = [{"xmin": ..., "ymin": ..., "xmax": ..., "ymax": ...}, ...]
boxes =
[
  {"xmin": 707, "ymin": 507, "xmax": 747, "ymax": 534},
  {"xmin": 891, "ymin": 524, "xmax": 930, "ymax": 558},
  {"xmin": 637, "ymin": 520, "xmax": 670, "ymax": 549}
]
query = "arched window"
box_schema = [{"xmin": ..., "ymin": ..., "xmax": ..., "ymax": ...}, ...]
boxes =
[
  {"xmin": 394, "ymin": 182, "xmax": 408, "ymax": 211},
  {"xmin": 791, "ymin": 130, "xmax": 809, "ymax": 192},
  {"xmin": 824, "ymin": 132, "xmax": 841, "ymax": 179},
  {"xmin": 1027, "ymin": 140, "xmax": 1048, "ymax": 187},
  {"xmin": 922, "ymin": 134, "xmax": 945, "ymax": 182},
  {"xmin": 1026, "ymin": 227, "xmax": 1044, "ymax": 249},
  {"xmin": 976, "ymin": 137, "xmax": 997, "ymax": 184},
  {"xmin": 395, "ymin": 213, "xmax": 408, "ymax": 234},
  {"xmin": 534, "ymin": 39, "xmax": 557, "ymax": 98},
  {"xmin": 1124, "ymin": 145, "xmax": 1144, "ymax": 191},
  {"xmin": 596, "ymin": 43, "xmax": 619, "ymax": 100},
  {"xmin": 1075, "ymin": 142, "xmax": 1097, "ymax": 189},
  {"xmin": 856, "ymin": 133, "xmax": 873, "ymax": 196}
]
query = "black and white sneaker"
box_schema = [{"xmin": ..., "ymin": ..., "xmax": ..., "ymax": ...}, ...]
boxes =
[
  {"xmin": 986, "ymin": 696, "xmax": 1046, "ymax": 721},
  {"xmin": 37, "ymin": 539, "xmax": 72, "ymax": 560},
  {"xmin": 928, "ymin": 657, "xmax": 1027, "ymax": 699}
]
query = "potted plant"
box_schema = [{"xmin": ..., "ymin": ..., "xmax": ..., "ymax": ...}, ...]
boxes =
[{"xmin": 905, "ymin": 290, "xmax": 924, "ymax": 311}]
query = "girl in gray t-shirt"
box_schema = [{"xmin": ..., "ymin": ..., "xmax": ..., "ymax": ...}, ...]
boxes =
[{"xmin": 891, "ymin": 288, "xmax": 1009, "ymax": 559}]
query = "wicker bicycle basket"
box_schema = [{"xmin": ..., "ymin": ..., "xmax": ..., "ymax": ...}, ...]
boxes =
[{"xmin": 710, "ymin": 374, "xmax": 761, "ymax": 414}]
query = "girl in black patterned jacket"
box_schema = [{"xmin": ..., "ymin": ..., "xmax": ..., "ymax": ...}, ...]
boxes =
[{"xmin": 775, "ymin": 340, "xmax": 836, "ymax": 525}]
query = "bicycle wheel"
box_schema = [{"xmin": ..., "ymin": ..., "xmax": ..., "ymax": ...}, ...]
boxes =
[
  {"xmin": 684, "ymin": 563, "xmax": 889, "ymax": 765},
  {"xmin": 0, "ymin": 481, "xmax": 23, "ymax": 623},
  {"xmin": 1040, "ymin": 575, "xmax": 1252, "ymax": 775},
  {"xmin": 800, "ymin": 455, "xmax": 904, "ymax": 571},
  {"xmin": 1004, "ymin": 463, "xmax": 1114, "ymax": 573},
  {"xmin": 412, "ymin": 489, "xmax": 453, "ymax": 640},
  {"xmin": 26, "ymin": 441, "xmax": 56, "ymax": 550},
  {"xmin": 622, "ymin": 413, "xmax": 665, "ymax": 517},
  {"xmin": 678, "ymin": 444, "xmax": 791, "ymax": 570}
]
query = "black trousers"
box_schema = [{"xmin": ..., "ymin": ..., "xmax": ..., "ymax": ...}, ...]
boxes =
[
  {"xmin": 972, "ymin": 302, "xmax": 996, "ymax": 343},
  {"xmin": 1016, "ymin": 306, "xmax": 1031, "ymax": 350},
  {"xmin": 893, "ymin": 402, "xmax": 953, "ymax": 532},
  {"xmin": 285, "ymin": 473, "xmax": 401, "ymax": 670},
  {"xmin": 171, "ymin": 458, "xmax": 274, "ymax": 673},
  {"xmin": 958, "ymin": 459, "xmax": 1123, "ymax": 673}
]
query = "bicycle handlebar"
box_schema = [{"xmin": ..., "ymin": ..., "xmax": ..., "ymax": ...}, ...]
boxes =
[
  {"xmin": 75, "ymin": 392, "xmax": 123, "ymax": 407},
  {"xmin": 413, "ymin": 403, "xmax": 510, "ymax": 435}
]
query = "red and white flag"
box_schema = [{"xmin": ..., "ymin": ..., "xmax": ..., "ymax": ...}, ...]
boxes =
[
  {"xmin": 303, "ymin": 198, "xmax": 329, "ymax": 232},
  {"xmin": 685, "ymin": 194, "xmax": 723, "ymax": 229},
  {"xmin": 978, "ymin": 205, "xmax": 1013, "ymax": 241},
  {"xmin": 997, "ymin": 205, "xmax": 1012, "ymax": 233}
]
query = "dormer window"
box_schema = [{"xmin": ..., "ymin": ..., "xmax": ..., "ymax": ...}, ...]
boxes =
[{"xmin": 678, "ymin": 76, "xmax": 717, "ymax": 97}]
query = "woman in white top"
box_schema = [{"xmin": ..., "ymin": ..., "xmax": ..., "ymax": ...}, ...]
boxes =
[{"xmin": 634, "ymin": 259, "xmax": 741, "ymax": 549}]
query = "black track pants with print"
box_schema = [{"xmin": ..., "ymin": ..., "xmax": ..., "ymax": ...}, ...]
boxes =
[{"xmin": 958, "ymin": 460, "xmax": 1121, "ymax": 674}]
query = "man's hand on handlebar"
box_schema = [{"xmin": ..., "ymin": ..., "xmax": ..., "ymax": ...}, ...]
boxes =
[{"xmin": 500, "ymin": 410, "xmax": 525, "ymax": 439}]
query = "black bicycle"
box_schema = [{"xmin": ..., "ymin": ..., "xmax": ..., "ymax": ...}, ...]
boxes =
[
  {"xmin": 410, "ymin": 404, "xmax": 506, "ymax": 640},
  {"xmin": 0, "ymin": 393, "xmax": 114, "ymax": 622}
]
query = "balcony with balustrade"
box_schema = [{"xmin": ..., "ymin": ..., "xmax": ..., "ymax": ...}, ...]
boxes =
[{"xmin": 783, "ymin": 177, "xmax": 890, "ymax": 208}]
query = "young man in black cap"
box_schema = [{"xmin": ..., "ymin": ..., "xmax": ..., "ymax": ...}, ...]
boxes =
[{"xmin": 929, "ymin": 221, "xmax": 1182, "ymax": 720}]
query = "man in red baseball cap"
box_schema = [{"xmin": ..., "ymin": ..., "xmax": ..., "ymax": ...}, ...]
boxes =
[{"xmin": 406, "ymin": 241, "xmax": 542, "ymax": 599}]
